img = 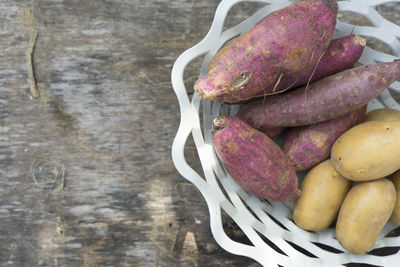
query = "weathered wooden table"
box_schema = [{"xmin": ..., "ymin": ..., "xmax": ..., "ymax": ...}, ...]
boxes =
[{"xmin": 1, "ymin": 1, "xmax": 400, "ymax": 266}]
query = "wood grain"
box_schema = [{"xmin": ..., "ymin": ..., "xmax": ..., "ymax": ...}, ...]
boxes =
[
  {"xmin": 1, "ymin": 1, "xmax": 399, "ymax": 266},
  {"xmin": 0, "ymin": 0, "xmax": 265, "ymax": 266}
]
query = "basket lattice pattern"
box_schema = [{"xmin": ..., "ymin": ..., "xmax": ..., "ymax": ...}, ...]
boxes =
[{"xmin": 171, "ymin": 0, "xmax": 400, "ymax": 266}]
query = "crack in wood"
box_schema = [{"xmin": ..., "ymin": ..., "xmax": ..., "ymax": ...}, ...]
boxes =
[
  {"xmin": 18, "ymin": 6, "xmax": 41, "ymax": 98},
  {"xmin": 26, "ymin": 29, "xmax": 39, "ymax": 98}
]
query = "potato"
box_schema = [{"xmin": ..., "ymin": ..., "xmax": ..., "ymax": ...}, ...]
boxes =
[
  {"xmin": 293, "ymin": 160, "xmax": 352, "ymax": 231},
  {"xmin": 390, "ymin": 170, "xmax": 400, "ymax": 225},
  {"xmin": 336, "ymin": 178, "xmax": 396, "ymax": 254},
  {"xmin": 364, "ymin": 108, "xmax": 400, "ymax": 122},
  {"xmin": 331, "ymin": 121, "xmax": 400, "ymax": 181}
]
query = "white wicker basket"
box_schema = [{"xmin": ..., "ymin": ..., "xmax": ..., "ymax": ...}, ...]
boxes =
[{"xmin": 171, "ymin": 0, "xmax": 400, "ymax": 266}]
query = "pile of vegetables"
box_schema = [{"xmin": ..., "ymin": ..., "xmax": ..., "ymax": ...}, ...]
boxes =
[{"xmin": 194, "ymin": 0, "xmax": 400, "ymax": 255}]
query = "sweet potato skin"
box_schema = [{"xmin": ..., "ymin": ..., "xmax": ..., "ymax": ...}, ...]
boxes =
[
  {"xmin": 292, "ymin": 34, "xmax": 365, "ymax": 86},
  {"xmin": 238, "ymin": 60, "xmax": 400, "ymax": 129},
  {"xmin": 212, "ymin": 117, "xmax": 300, "ymax": 202},
  {"xmin": 194, "ymin": 0, "xmax": 337, "ymax": 103},
  {"xmin": 253, "ymin": 34, "xmax": 366, "ymax": 98},
  {"xmin": 283, "ymin": 106, "xmax": 366, "ymax": 171},
  {"xmin": 235, "ymin": 35, "xmax": 365, "ymax": 137}
]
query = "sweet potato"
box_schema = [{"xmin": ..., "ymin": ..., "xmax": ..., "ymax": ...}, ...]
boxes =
[
  {"xmin": 283, "ymin": 106, "xmax": 366, "ymax": 171},
  {"xmin": 291, "ymin": 34, "xmax": 365, "ymax": 86},
  {"xmin": 212, "ymin": 116, "xmax": 300, "ymax": 202},
  {"xmin": 194, "ymin": 0, "xmax": 337, "ymax": 103},
  {"xmin": 237, "ymin": 60, "xmax": 400, "ymax": 129},
  {"xmin": 237, "ymin": 35, "xmax": 365, "ymax": 138},
  {"xmin": 255, "ymin": 34, "xmax": 365, "ymax": 99}
]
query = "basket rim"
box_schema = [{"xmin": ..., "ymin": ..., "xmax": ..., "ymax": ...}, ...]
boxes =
[{"xmin": 171, "ymin": 0, "xmax": 400, "ymax": 266}]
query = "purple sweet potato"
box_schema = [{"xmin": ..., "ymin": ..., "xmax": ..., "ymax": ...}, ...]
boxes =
[
  {"xmin": 247, "ymin": 34, "xmax": 366, "ymax": 100},
  {"xmin": 194, "ymin": 0, "xmax": 338, "ymax": 104},
  {"xmin": 237, "ymin": 60, "xmax": 400, "ymax": 129},
  {"xmin": 287, "ymin": 34, "xmax": 366, "ymax": 86},
  {"xmin": 283, "ymin": 106, "xmax": 367, "ymax": 171},
  {"xmin": 212, "ymin": 116, "xmax": 300, "ymax": 202},
  {"xmin": 236, "ymin": 35, "xmax": 365, "ymax": 138}
]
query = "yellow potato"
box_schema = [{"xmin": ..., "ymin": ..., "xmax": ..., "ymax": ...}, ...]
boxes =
[
  {"xmin": 390, "ymin": 170, "xmax": 400, "ymax": 225},
  {"xmin": 336, "ymin": 178, "xmax": 396, "ymax": 254},
  {"xmin": 364, "ymin": 108, "xmax": 400, "ymax": 122},
  {"xmin": 293, "ymin": 160, "xmax": 352, "ymax": 231},
  {"xmin": 331, "ymin": 121, "xmax": 400, "ymax": 181}
]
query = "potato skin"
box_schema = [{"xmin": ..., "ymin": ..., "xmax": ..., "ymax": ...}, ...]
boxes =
[
  {"xmin": 390, "ymin": 170, "xmax": 400, "ymax": 225},
  {"xmin": 336, "ymin": 179, "xmax": 396, "ymax": 254},
  {"xmin": 212, "ymin": 116, "xmax": 300, "ymax": 201},
  {"xmin": 364, "ymin": 108, "xmax": 400, "ymax": 122},
  {"xmin": 331, "ymin": 121, "xmax": 400, "ymax": 181},
  {"xmin": 293, "ymin": 160, "xmax": 352, "ymax": 231}
]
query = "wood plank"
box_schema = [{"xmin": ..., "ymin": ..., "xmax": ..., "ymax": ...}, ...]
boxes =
[
  {"xmin": 2, "ymin": 1, "xmax": 400, "ymax": 266},
  {"xmin": 0, "ymin": 0, "xmax": 264, "ymax": 266}
]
